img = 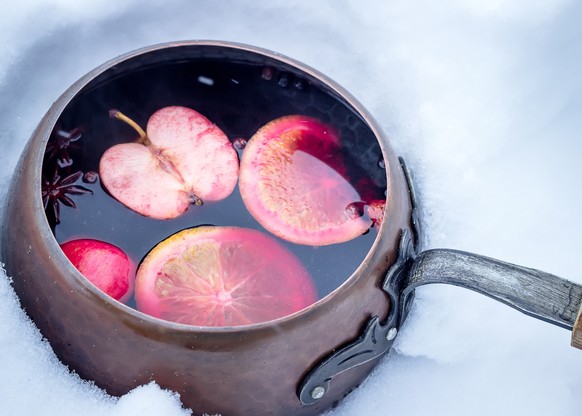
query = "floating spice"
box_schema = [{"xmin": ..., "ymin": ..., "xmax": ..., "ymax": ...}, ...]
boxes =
[
  {"xmin": 45, "ymin": 127, "xmax": 82, "ymax": 168},
  {"xmin": 42, "ymin": 169, "xmax": 92, "ymax": 224}
]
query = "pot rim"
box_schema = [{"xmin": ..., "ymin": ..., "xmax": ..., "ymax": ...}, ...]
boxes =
[{"xmin": 31, "ymin": 39, "xmax": 393, "ymax": 335}]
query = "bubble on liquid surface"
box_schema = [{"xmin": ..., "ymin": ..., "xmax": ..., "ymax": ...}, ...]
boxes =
[
  {"xmin": 83, "ymin": 171, "xmax": 99, "ymax": 184},
  {"xmin": 261, "ymin": 66, "xmax": 274, "ymax": 81},
  {"xmin": 233, "ymin": 137, "xmax": 248, "ymax": 150},
  {"xmin": 278, "ymin": 73, "xmax": 290, "ymax": 88},
  {"xmin": 345, "ymin": 201, "xmax": 366, "ymax": 220}
]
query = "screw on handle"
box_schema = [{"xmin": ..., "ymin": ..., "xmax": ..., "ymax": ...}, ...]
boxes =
[{"xmin": 403, "ymin": 249, "xmax": 582, "ymax": 348}]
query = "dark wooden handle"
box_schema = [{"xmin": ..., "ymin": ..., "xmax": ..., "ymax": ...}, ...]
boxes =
[{"xmin": 572, "ymin": 308, "xmax": 582, "ymax": 349}]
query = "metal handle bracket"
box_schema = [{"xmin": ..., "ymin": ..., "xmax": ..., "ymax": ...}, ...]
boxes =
[{"xmin": 297, "ymin": 230, "xmax": 416, "ymax": 405}]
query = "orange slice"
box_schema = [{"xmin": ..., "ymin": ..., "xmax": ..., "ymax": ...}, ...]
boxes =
[
  {"xmin": 239, "ymin": 115, "xmax": 371, "ymax": 246},
  {"xmin": 135, "ymin": 226, "xmax": 317, "ymax": 327}
]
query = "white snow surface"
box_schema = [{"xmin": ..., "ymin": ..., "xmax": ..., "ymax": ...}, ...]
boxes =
[{"xmin": 2, "ymin": 1, "xmax": 582, "ymax": 415}]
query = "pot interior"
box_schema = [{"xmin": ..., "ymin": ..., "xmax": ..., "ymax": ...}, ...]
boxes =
[{"xmin": 42, "ymin": 43, "xmax": 388, "ymax": 325}]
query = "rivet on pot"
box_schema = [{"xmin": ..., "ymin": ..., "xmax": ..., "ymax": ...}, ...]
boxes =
[
  {"xmin": 311, "ymin": 385, "xmax": 326, "ymax": 400},
  {"xmin": 386, "ymin": 327, "xmax": 398, "ymax": 341}
]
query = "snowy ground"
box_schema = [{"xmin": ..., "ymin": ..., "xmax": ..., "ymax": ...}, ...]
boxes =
[{"xmin": 2, "ymin": 1, "xmax": 582, "ymax": 415}]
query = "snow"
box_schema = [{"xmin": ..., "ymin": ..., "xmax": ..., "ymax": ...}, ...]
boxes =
[{"xmin": 2, "ymin": 0, "xmax": 582, "ymax": 415}]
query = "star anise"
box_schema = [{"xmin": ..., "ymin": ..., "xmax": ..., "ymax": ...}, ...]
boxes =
[
  {"xmin": 42, "ymin": 169, "xmax": 93, "ymax": 224},
  {"xmin": 45, "ymin": 127, "xmax": 82, "ymax": 168}
]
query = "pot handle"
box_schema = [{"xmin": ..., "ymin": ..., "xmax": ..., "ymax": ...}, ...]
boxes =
[{"xmin": 404, "ymin": 249, "xmax": 582, "ymax": 348}]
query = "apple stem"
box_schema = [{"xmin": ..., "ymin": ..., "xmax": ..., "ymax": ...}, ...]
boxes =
[{"xmin": 109, "ymin": 109, "xmax": 151, "ymax": 146}]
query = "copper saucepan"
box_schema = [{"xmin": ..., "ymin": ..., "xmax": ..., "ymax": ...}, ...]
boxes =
[{"xmin": 2, "ymin": 41, "xmax": 581, "ymax": 416}]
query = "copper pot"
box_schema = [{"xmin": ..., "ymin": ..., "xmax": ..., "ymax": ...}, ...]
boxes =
[
  {"xmin": 2, "ymin": 41, "xmax": 582, "ymax": 416},
  {"xmin": 1, "ymin": 41, "xmax": 412, "ymax": 415}
]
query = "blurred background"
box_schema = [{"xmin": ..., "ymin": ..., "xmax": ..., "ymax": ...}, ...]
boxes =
[{"xmin": 1, "ymin": 1, "xmax": 582, "ymax": 415}]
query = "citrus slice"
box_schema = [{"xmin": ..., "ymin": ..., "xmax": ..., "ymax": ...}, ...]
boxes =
[
  {"xmin": 99, "ymin": 106, "xmax": 239, "ymax": 219},
  {"xmin": 135, "ymin": 226, "xmax": 317, "ymax": 327},
  {"xmin": 60, "ymin": 239, "xmax": 134, "ymax": 302},
  {"xmin": 239, "ymin": 115, "xmax": 372, "ymax": 246}
]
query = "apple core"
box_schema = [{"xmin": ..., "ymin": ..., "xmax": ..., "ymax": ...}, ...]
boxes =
[{"xmin": 99, "ymin": 106, "xmax": 239, "ymax": 219}]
